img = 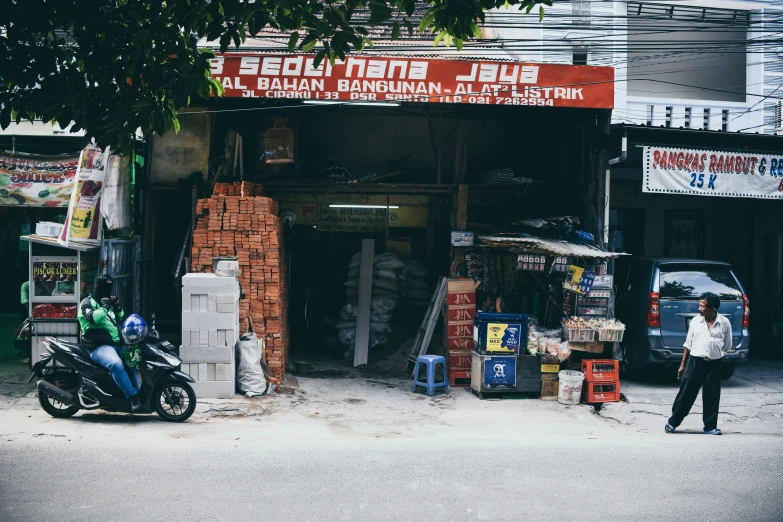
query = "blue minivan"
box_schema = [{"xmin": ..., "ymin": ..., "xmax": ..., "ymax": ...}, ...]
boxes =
[{"xmin": 614, "ymin": 257, "xmax": 750, "ymax": 380}]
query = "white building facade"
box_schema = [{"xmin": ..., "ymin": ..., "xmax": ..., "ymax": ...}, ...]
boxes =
[{"xmin": 486, "ymin": 0, "xmax": 782, "ymax": 134}]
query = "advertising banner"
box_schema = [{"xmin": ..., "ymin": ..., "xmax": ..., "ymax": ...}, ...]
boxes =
[
  {"xmin": 643, "ymin": 146, "xmax": 783, "ymax": 199},
  {"xmin": 0, "ymin": 153, "xmax": 79, "ymax": 207},
  {"xmin": 32, "ymin": 260, "xmax": 78, "ymax": 298},
  {"xmin": 210, "ymin": 53, "xmax": 615, "ymax": 109},
  {"xmin": 58, "ymin": 146, "xmax": 110, "ymax": 246}
]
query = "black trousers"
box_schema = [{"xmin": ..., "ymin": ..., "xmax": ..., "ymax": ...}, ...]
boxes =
[{"xmin": 668, "ymin": 356, "xmax": 722, "ymax": 431}]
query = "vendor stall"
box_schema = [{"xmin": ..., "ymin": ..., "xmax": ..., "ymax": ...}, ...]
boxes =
[
  {"xmin": 22, "ymin": 234, "xmax": 99, "ymax": 366},
  {"xmin": 460, "ymin": 233, "xmax": 626, "ymax": 403}
]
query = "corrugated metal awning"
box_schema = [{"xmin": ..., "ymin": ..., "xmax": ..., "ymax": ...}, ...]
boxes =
[{"xmin": 478, "ymin": 235, "xmax": 625, "ymax": 258}]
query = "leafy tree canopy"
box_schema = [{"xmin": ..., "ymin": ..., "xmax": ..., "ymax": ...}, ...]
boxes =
[{"xmin": 0, "ymin": 0, "xmax": 549, "ymax": 152}]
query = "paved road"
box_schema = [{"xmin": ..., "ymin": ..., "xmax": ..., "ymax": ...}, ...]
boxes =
[
  {"xmin": 1, "ymin": 358, "xmax": 782, "ymax": 521},
  {"xmin": 1, "ymin": 432, "xmax": 781, "ymax": 522}
]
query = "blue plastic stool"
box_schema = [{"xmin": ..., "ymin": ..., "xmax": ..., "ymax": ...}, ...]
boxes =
[{"xmin": 412, "ymin": 355, "xmax": 449, "ymax": 396}]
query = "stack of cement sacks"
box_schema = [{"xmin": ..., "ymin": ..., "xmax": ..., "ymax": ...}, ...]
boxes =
[
  {"xmin": 180, "ymin": 270, "xmax": 240, "ymax": 398},
  {"xmin": 338, "ymin": 252, "xmax": 402, "ymax": 359},
  {"xmin": 401, "ymin": 259, "xmax": 430, "ymax": 306}
]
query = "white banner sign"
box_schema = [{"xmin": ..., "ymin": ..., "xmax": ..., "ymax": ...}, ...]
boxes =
[{"xmin": 643, "ymin": 146, "xmax": 783, "ymax": 199}]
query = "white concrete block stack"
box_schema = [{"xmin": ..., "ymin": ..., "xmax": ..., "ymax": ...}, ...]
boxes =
[{"xmin": 180, "ymin": 271, "xmax": 240, "ymax": 398}]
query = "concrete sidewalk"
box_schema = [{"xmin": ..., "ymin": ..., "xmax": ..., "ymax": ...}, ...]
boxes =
[{"xmin": 3, "ymin": 334, "xmax": 782, "ymax": 440}]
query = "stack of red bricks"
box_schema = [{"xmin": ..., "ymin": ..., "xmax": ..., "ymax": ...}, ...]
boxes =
[{"xmin": 191, "ymin": 181, "xmax": 289, "ymax": 381}]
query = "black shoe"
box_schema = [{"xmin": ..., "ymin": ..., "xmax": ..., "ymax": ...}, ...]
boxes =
[{"xmin": 130, "ymin": 395, "xmax": 142, "ymax": 413}]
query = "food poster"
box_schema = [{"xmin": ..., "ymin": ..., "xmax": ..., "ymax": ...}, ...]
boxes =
[
  {"xmin": 486, "ymin": 322, "xmax": 523, "ymax": 353},
  {"xmin": 0, "ymin": 153, "xmax": 79, "ymax": 207},
  {"xmin": 32, "ymin": 303, "xmax": 78, "ymax": 319},
  {"xmin": 32, "ymin": 260, "xmax": 78, "ymax": 298},
  {"xmin": 58, "ymin": 146, "xmax": 110, "ymax": 246}
]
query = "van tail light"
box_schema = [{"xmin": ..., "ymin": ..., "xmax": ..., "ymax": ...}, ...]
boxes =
[
  {"xmin": 742, "ymin": 293, "xmax": 750, "ymax": 328},
  {"xmin": 647, "ymin": 292, "xmax": 660, "ymax": 327}
]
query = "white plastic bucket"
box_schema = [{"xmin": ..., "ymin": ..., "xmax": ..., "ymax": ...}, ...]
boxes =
[{"xmin": 557, "ymin": 370, "xmax": 585, "ymax": 405}]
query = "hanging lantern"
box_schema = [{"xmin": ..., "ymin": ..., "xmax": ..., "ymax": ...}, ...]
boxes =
[{"xmin": 264, "ymin": 119, "xmax": 295, "ymax": 164}]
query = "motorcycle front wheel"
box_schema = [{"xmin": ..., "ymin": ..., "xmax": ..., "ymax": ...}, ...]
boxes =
[{"xmin": 154, "ymin": 382, "xmax": 196, "ymax": 422}]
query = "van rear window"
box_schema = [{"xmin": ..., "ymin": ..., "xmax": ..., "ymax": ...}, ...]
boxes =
[{"xmin": 659, "ymin": 267, "xmax": 742, "ymax": 301}]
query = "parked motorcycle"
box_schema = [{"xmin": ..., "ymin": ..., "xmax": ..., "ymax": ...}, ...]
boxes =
[{"xmin": 28, "ymin": 315, "xmax": 197, "ymax": 422}]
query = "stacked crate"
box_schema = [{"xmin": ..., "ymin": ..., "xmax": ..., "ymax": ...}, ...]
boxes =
[
  {"xmin": 581, "ymin": 359, "xmax": 621, "ymax": 403},
  {"xmin": 180, "ymin": 273, "xmax": 240, "ymax": 398},
  {"xmin": 191, "ymin": 181, "xmax": 289, "ymax": 382},
  {"xmin": 539, "ymin": 353, "xmax": 560, "ymax": 400},
  {"xmin": 443, "ymin": 279, "xmax": 479, "ymax": 385}
]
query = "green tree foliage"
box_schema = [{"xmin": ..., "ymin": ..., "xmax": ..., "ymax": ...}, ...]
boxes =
[{"xmin": 0, "ymin": 0, "xmax": 549, "ymax": 152}]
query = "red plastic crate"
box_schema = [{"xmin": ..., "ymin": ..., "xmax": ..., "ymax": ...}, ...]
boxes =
[
  {"xmin": 583, "ymin": 380, "xmax": 621, "ymax": 403},
  {"xmin": 449, "ymin": 368, "xmax": 472, "ymax": 386},
  {"xmin": 581, "ymin": 359, "xmax": 620, "ymax": 382}
]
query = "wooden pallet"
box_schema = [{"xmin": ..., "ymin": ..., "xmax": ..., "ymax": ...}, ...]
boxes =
[{"xmin": 471, "ymin": 389, "xmax": 540, "ymax": 400}]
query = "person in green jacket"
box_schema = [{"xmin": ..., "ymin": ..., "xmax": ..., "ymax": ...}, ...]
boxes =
[
  {"xmin": 78, "ymin": 276, "xmax": 141, "ymax": 412},
  {"xmin": 20, "ymin": 280, "xmax": 29, "ymax": 321}
]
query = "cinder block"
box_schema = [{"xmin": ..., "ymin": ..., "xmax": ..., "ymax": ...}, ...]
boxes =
[
  {"xmin": 182, "ymin": 296, "xmax": 191, "ymax": 312},
  {"xmin": 216, "ymin": 295, "xmax": 234, "ymax": 304},
  {"xmin": 217, "ymin": 330, "xmax": 226, "ymax": 346},
  {"xmin": 190, "ymin": 330, "xmax": 199, "ymax": 346},
  {"xmin": 215, "ymin": 363, "xmax": 234, "ymax": 381},
  {"xmin": 208, "ymin": 329, "xmax": 218, "ymax": 346},
  {"xmin": 191, "ymin": 295, "xmax": 200, "ymax": 312},
  {"xmin": 190, "ymin": 380, "xmax": 234, "ymax": 399},
  {"xmin": 183, "ymin": 273, "xmax": 236, "ymax": 288},
  {"xmin": 182, "ymin": 329, "xmax": 189, "ymax": 344},
  {"xmin": 182, "ymin": 312, "xmax": 239, "ymax": 330},
  {"xmin": 208, "ymin": 296, "xmax": 217, "ymax": 312},
  {"xmin": 179, "ymin": 345, "xmax": 234, "ymax": 364},
  {"xmin": 207, "ymin": 363, "xmax": 216, "ymax": 381},
  {"xmin": 199, "ymin": 295, "xmax": 208, "ymax": 312},
  {"xmin": 184, "ymin": 285, "xmax": 235, "ymax": 296},
  {"xmin": 226, "ymin": 329, "xmax": 236, "ymax": 346},
  {"xmin": 199, "ymin": 329, "xmax": 208, "ymax": 346},
  {"xmin": 198, "ymin": 363, "xmax": 208, "ymax": 382},
  {"xmin": 217, "ymin": 303, "xmax": 234, "ymax": 313}
]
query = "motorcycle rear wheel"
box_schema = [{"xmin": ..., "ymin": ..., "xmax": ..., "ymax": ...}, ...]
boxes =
[
  {"xmin": 154, "ymin": 382, "xmax": 196, "ymax": 422},
  {"xmin": 38, "ymin": 372, "xmax": 80, "ymax": 418}
]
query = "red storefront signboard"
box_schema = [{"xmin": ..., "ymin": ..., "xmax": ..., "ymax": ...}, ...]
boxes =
[{"xmin": 210, "ymin": 53, "xmax": 614, "ymax": 109}]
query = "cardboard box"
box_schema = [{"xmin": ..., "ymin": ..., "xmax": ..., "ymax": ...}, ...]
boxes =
[
  {"xmin": 445, "ymin": 321, "xmax": 474, "ymax": 339},
  {"xmin": 447, "ymin": 279, "xmax": 480, "ymax": 307},
  {"xmin": 449, "ymin": 351, "xmax": 473, "ymax": 369},
  {"xmin": 568, "ymin": 341, "xmax": 605, "ymax": 354},
  {"xmin": 541, "ymin": 379, "xmax": 559, "ymax": 398},
  {"xmin": 446, "ymin": 305, "xmax": 476, "ymax": 323},
  {"xmin": 541, "ymin": 364, "xmax": 560, "ymax": 373},
  {"xmin": 445, "ymin": 337, "xmax": 475, "ymax": 350}
]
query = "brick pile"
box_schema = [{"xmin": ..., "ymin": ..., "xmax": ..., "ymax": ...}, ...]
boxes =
[{"xmin": 191, "ymin": 181, "xmax": 289, "ymax": 381}]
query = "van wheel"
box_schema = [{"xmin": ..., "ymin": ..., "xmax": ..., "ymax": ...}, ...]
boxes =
[
  {"xmin": 620, "ymin": 345, "xmax": 637, "ymax": 379},
  {"xmin": 721, "ymin": 364, "xmax": 736, "ymax": 380}
]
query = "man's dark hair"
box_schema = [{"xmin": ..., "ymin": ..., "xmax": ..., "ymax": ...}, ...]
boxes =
[{"xmin": 700, "ymin": 292, "xmax": 720, "ymax": 311}]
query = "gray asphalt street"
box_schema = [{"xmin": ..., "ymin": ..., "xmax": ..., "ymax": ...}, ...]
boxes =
[
  {"xmin": 2, "ymin": 434, "xmax": 782, "ymax": 522},
  {"xmin": 2, "ymin": 359, "xmax": 783, "ymax": 521}
]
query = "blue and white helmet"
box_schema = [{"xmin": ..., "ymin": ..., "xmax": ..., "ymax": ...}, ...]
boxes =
[{"xmin": 121, "ymin": 314, "xmax": 148, "ymax": 344}]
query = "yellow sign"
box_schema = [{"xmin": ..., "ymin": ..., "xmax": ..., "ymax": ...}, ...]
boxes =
[
  {"xmin": 316, "ymin": 204, "xmax": 387, "ymax": 233},
  {"xmin": 563, "ymin": 265, "xmax": 585, "ymax": 295},
  {"xmin": 278, "ymin": 194, "xmax": 428, "ymax": 232},
  {"xmin": 486, "ymin": 322, "xmax": 523, "ymax": 353}
]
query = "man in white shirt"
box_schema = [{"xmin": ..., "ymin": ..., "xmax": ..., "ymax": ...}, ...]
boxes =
[{"xmin": 665, "ymin": 292, "xmax": 732, "ymax": 435}]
